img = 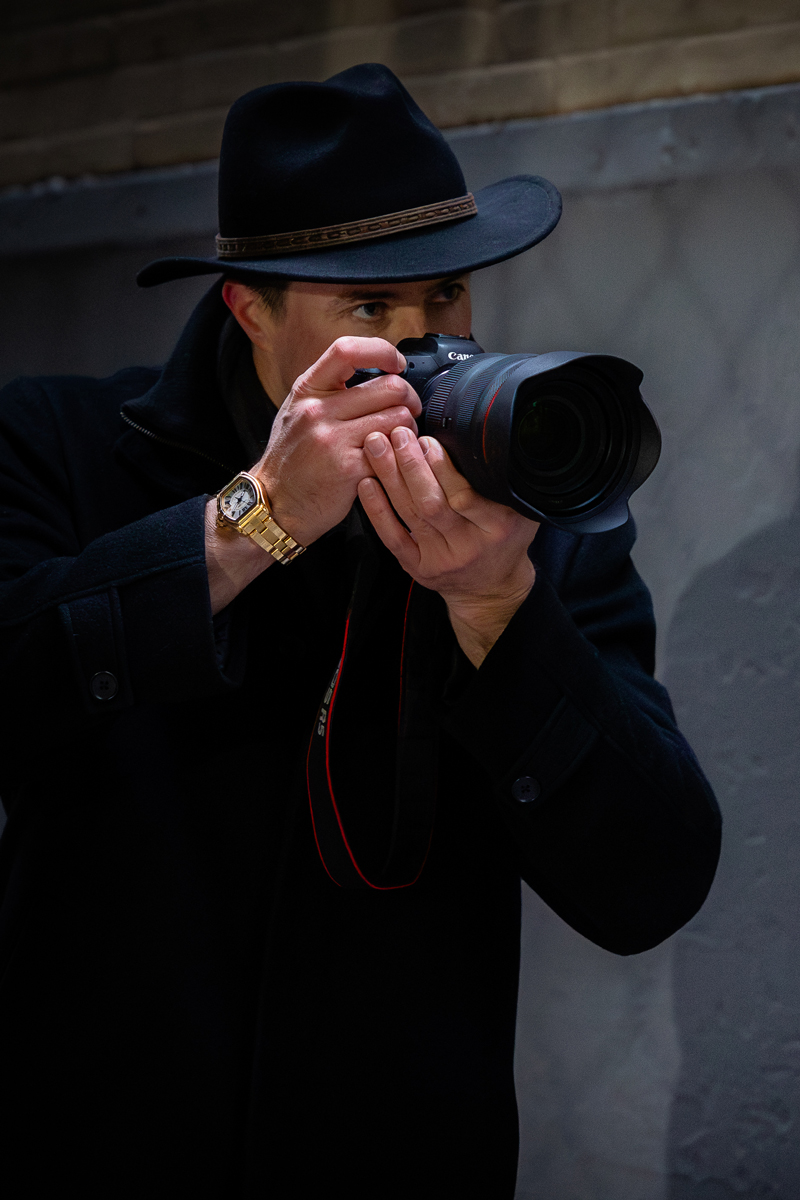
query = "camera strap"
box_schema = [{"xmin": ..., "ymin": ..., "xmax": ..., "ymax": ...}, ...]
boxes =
[{"xmin": 305, "ymin": 556, "xmax": 441, "ymax": 890}]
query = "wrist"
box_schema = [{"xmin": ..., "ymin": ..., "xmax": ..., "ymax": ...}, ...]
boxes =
[
  {"xmin": 444, "ymin": 561, "xmax": 535, "ymax": 626},
  {"xmin": 205, "ymin": 497, "xmax": 274, "ymax": 615},
  {"xmin": 444, "ymin": 562, "xmax": 535, "ymax": 668},
  {"xmin": 248, "ymin": 465, "xmax": 316, "ymax": 550},
  {"xmin": 217, "ymin": 470, "xmax": 306, "ymax": 564}
]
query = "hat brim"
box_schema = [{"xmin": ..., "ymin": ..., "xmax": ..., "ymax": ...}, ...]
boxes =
[{"xmin": 136, "ymin": 176, "xmax": 561, "ymax": 288}]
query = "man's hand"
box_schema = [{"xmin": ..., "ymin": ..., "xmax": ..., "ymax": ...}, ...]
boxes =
[
  {"xmin": 206, "ymin": 336, "xmax": 419, "ymax": 615},
  {"xmin": 254, "ymin": 336, "xmax": 420, "ymax": 547},
  {"xmin": 358, "ymin": 428, "xmax": 540, "ymax": 668}
]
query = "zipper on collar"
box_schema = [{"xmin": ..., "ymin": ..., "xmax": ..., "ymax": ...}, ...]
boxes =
[{"xmin": 121, "ymin": 411, "xmax": 236, "ymax": 476}]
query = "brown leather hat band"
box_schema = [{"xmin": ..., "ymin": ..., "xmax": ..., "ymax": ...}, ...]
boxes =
[{"xmin": 215, "ymin": 193, "xmax": 477, "ymax": 259}]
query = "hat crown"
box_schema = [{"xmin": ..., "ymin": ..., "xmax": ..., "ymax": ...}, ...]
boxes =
[{"xmin": 218, "ymin": 63, "xmax": 467, "ymax": 238}]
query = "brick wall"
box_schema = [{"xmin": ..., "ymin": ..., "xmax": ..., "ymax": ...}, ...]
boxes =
[{"xmin": 4, "ymin": 0, "xmax": 800, "ymax": 187}]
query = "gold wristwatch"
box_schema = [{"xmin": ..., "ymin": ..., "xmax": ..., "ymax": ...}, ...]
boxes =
[{"xmin": 216, "ymin": 471, "xmax": 305, "ymax": 564}]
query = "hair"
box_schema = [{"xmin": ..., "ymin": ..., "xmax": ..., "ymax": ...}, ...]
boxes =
[{"xmin": 224, "ymin": 272, "xmax": 289, "ymax": 318}]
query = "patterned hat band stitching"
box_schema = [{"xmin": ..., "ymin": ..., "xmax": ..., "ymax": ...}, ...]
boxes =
[{"xmin": 215, "ymin": 193, "xmax": 477, "ymax": 259}]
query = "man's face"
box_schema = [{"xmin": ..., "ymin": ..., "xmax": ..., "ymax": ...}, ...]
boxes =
[{"xmin": 223, "ymin": 275, "xmax": 472, "ymax": 403}]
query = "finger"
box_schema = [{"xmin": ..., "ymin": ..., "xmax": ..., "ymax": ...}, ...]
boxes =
[
  {"xmin": 357, "ymin": 477, "xmax": 420, "ymax": 570},
  {"xmin": 420, "ymin": 436, "xmax": 541, "ymax": 540},
  {"xmin": 417, "ymin": 436, "xmax": 496, "ymax": 527},
  {"xmin": 332, "ymin": 371, "xmax": 421, "ymax": 422},
  {"xmin": 363, "ymin": 431, "xmax": 416, "ymax": 522},
  {"xmin": 348, "ymin": 404, "xmax": 419, "ymax": 443},
  {"xmin": 294, "ymin": 336, "xmax": 406, "ymax": 396},
  {"xmin": 390, "ymin": 428, "xmax": 465, "ymax": 535},
  {"xmin": 417, "ymin": 441, "xmax": 479, "ymax": 516},
  {"xmin": 368, "ymin": 428, "xmax": 461, "ymax": 537}
]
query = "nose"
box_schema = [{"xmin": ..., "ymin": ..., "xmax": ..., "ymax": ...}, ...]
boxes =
[{"xmin": 389, "ymin": 304, "xmax": 428, "ymax": 346}]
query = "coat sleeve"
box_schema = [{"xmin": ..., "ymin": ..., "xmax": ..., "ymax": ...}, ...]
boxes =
[
  {"xmin": 0, "ymin": 377, "xmax": 244, "ymax": 740},
  {"xmin": 437, "ymin": 521, "xmax": 722, "ymax": 955}
]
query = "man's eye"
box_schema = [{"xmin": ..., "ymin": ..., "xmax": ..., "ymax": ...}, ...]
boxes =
[
  {"xmin": 354, "ymin": 302, "xmax": 385, "ymax": 319},
  {"xmin": 436, "ymin": 284, "xmax": 463, "ymax": 302}
]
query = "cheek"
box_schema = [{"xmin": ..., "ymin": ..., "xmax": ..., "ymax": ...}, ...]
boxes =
[{"xmin": 275, "ymin": 324, "xmax": 336, "ymax": 390}]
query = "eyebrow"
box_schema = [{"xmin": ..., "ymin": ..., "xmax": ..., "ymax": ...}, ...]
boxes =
[
  {"xmin": 334, "ymin": 275, "xmax": 466, "ymax": 303},
  {"xmin": 336, "ymin": 288, "xmax": 395, "ymax": 301}
]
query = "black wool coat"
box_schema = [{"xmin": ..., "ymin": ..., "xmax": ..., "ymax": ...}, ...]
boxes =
[{"xmin": 0, "ymin": 284, "xmax": 720, "ymax": 1198}]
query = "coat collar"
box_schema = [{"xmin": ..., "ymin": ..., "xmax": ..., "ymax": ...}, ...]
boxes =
[{"xmin": 117, "ymin": 280, "xmax": 247, "ymax": 496}]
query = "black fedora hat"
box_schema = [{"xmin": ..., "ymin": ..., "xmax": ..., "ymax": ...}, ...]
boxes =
[{"xmin": 137, "ymin": 63, "xmax": 561, "ymax": 288}]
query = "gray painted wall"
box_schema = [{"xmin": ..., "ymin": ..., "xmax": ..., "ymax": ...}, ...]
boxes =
[
  {"xmin": 3, "ymin": 82, "xmax": 800, "ymax": 1198},
  {"xmin": 458, "ymin": 87, "xmax": 800, "ymax": 1199}
]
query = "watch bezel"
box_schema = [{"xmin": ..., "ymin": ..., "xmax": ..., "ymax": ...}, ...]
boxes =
[{"xmin": 216, "ymin": 471, "xmax": 266, "ymax": 530}]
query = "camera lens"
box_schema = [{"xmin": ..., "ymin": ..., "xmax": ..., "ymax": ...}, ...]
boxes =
[
  {"xmin": 401, "ymin": 335, "xmax": 659, "ymax": 532},
  {"xmin": 509, "ymin": 372, "xmax": 618, "ymax": 513},
  {"xmin": 514, "ymin": 394, "xmax": 584, "ymax": 476}
]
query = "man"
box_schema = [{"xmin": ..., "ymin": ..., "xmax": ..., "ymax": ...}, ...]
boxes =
[{"xmin": 0, "ymin": 65, "xmax": 719, "ymax": 1197}]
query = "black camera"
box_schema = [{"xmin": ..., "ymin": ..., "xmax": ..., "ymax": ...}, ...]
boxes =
[{"xmin": 350, "ymin": 334, "xmax": 661, "ymax": 533}]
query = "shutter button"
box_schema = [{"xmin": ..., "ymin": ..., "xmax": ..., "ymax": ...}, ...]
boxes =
[
  {"xmin": 90, "ymin": 671, "xmax": 118, "ymax": 701},
  {"xmin": 512, "ymin": 776, "xmax": 540, "ymax": 803}
]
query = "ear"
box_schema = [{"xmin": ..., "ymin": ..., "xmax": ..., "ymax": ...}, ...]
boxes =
[{"xmin": 222, "ymin": 281, "xmax": 273, "ymax": 350}]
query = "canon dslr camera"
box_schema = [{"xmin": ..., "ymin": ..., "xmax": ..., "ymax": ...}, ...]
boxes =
[{"xmin": 350, "ymin": 334, "xmax": 661, "ymax": 534}]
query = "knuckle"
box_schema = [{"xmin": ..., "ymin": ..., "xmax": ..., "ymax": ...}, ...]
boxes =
[
  {"xmin": 333, "ymin": 335, "xmax": 360, "ymax": 359},
  {"xmin": 306, "ymin": 418, "xmax": 333, "ymax": 449},
  {"xmin": 400, "ymin": 379, "xmax": 422, "ymax": 407},
  {"xmin": 449, "ymin": 487, "xmax": 473, "ymax": 515},
  {"xmin": 418, "ymin": 494, "xmax": 443, "ymax": 521},
  {"xmin": 319, "ymin": 426, "xmax": 339, "ymax": 452},
  {"xmin": 377, "ymin": 372, "xmax": 417, "ymax": 404},
  {"xmin": 293, "ymin": 368, "xmax": 313, "ymax": 394},
  {"xmin": 373, "ymin": 406, "xmax": 409, "ymax": 430},
  {"xmin": 296, "ymin": 398, "xmax": 322, "ymax": 427}
]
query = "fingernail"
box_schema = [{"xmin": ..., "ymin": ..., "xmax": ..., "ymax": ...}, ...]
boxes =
[
  {"xmin": 366, "ymin": 432, "xmax": 386, "ymax": 456},
  {"xmin": 392, "ymin": 427, "xmax": 409, "ymax": 448},
  {"xmin": 419, "ymin": 436, "xmax": 430, "ymax": 455}
]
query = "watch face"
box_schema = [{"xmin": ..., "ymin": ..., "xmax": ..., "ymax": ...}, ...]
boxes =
[{"xmin": 221, "ymin": 477, "xmax": 259, "ymax": 522}]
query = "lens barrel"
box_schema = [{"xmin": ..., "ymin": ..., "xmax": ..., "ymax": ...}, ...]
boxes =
[{"xmin": 349, "ymin": 335, "xmax": 661, "ymax": 533}]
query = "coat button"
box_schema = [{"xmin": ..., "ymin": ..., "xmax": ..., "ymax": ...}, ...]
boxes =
[
  {"xmin": 512, "ymin": 776, "xmax": 540, "ymax": 803},
  {"xmin": 90, "ymin": 671, "xmax": 118, "ymax": 701}
]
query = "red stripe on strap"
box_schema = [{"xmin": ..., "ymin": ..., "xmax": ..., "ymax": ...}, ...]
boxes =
[{"xmin": 307, "ymin": 579, "xmax": 431, "ymax": 890}]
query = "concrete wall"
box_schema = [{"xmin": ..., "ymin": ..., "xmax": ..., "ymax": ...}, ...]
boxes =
[
  {"xmin": 458, "ymin": 83, "xmax": 800, "ymax": 1198},
  {"xmin": 4, "ymin": 81, "xmax": 800, "ymax": 1197},
  {"xmin": 5, "ymin": 0, "xmax": 800, "ymax": 186}
]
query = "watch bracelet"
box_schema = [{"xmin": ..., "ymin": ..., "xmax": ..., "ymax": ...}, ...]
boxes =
[{"xmin": 241, "ymin": 508, "xmax": 305, "ymax": 564}]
